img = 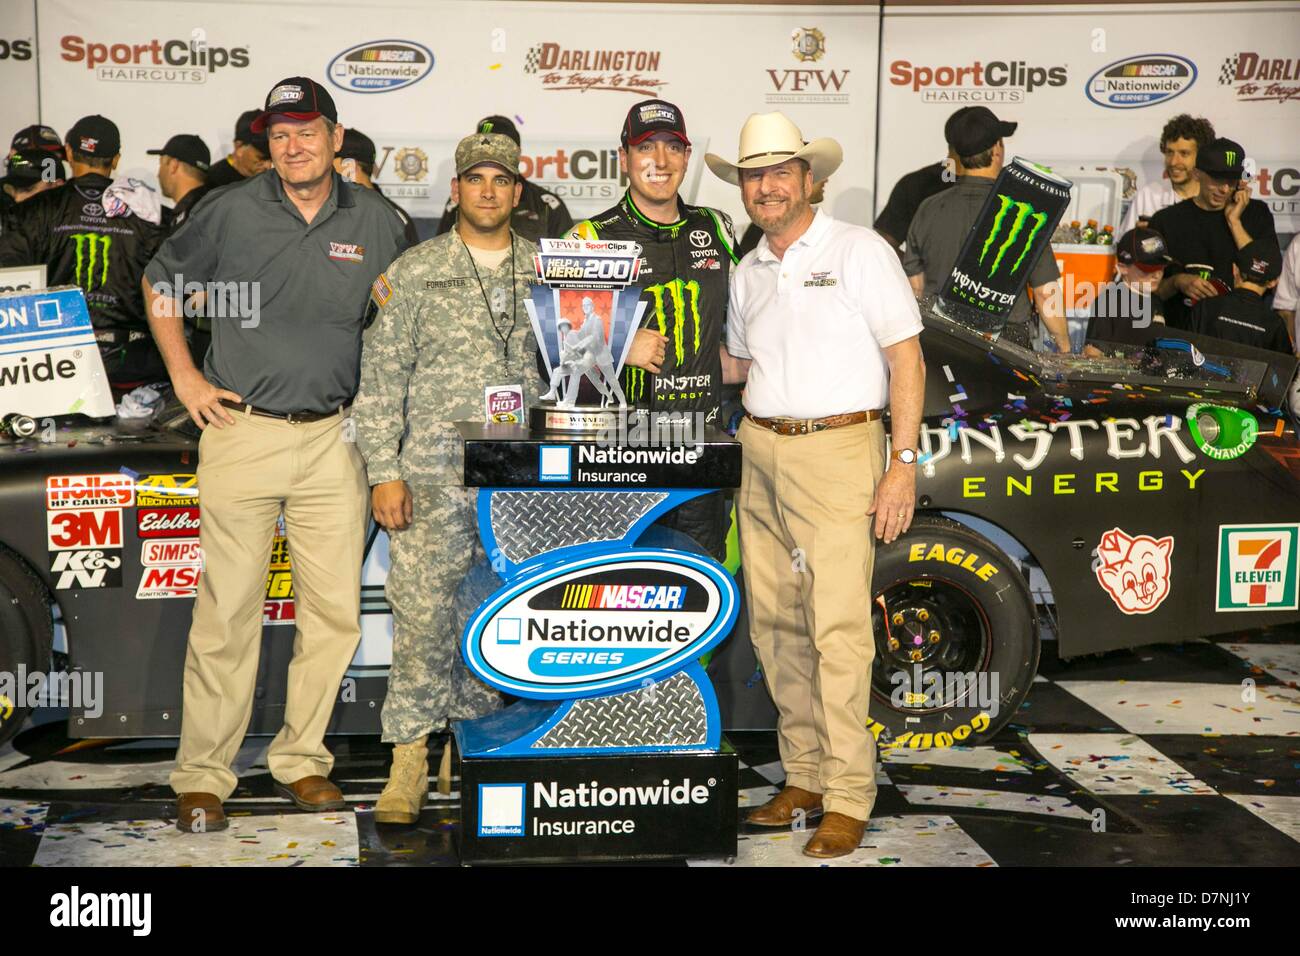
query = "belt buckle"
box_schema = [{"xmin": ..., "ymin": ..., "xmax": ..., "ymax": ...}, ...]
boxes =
[{"xmin": 284, "ymin": 411, "xmax": 305, "ymax": 425}]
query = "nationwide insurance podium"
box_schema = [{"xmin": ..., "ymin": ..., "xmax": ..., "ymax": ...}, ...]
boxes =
[{"xmin": 452, "ymin": 420, "xmax": 742, "ymax": 865}]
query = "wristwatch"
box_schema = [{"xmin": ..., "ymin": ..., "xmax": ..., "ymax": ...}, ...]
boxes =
[{"xmin": 891, "ymin": 448, "xmax": 918, "ymax": 465}]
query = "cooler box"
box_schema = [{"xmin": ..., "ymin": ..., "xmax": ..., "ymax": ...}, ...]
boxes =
[{"xmin": 1052, "ymin": 243, "xmax": 1118, "ymax": 313}]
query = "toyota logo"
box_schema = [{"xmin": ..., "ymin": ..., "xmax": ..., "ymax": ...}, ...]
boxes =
[{"xmin": 689, "ymin": 229, "xmax": 711, "ymax": 249}]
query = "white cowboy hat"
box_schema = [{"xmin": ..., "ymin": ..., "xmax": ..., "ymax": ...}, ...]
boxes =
[{"xmin": 705, "ymin": 112, "xmax": 843, "ymax": 186}]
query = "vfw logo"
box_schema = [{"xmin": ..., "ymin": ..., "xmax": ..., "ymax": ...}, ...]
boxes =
[{"xmin": 1217, "ymin": 524, "xmax": 1300, "ymax": 612}]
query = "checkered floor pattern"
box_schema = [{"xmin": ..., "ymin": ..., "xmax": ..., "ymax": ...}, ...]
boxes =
[{"xmin": 2, "ymin": 631, "xmax": 1297, "ymax": 867}]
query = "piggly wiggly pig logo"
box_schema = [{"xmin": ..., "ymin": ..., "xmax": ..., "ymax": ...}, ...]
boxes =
[{"xmin": 1093, "ymin": 527, "xmax": 1174, "ymax": 614}]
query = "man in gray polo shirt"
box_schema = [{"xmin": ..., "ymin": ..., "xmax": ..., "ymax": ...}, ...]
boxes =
[
  {"xmin": 904, "ymin": 107, "xmax": 1070, "ymax": 352},
  {"xmin": 143, "ymin": 76, "xmax": 410, "ymax": 833}
]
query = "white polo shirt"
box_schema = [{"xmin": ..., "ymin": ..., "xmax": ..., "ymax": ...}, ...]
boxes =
[{"xmin": 727, "ymin": 209, "xmax": 923, "ymax": 419}]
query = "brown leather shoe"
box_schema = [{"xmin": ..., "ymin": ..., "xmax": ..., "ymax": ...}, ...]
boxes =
[
  {"xmin": 175, "ymin": 792, "xmax": 228, "ymax": 833},
  {"xmin": 803, "ymin": 811, "xmax": 867, "ymax": 859},
  {"xmin": 274, "ymin": 775, "xmax": 347, "ymax": 812},
  {"xmin": 746, "ymin": 785, "xmax": 824, "ymax": 827}
]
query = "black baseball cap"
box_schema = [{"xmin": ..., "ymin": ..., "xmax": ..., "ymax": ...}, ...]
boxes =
[
  {"xmin": 945, "ymin": 106, "xmax": 1017, "ymax": 157},
  {"xmin": 621, "ymin": 100, "xmax": 690, "ymax": 148},
  {"xmin": 233, "ymin": 109, "xmax": 269, "ymax": 154},
  {"xmin": 1235, "ymin": 239, "xmax": 1281, "ymax": 284},
  {"xmin": 146, "ymin": 134, "xmax": 211, "ymax": 172},
  {"xmin": 1116, "ymin": 227, "xmax": 1172, "ymax": 272},
  {"xmin": 250, "ymin": 77, "xmax": 337, "ymax": 134},
  {"xmin": 476, "ymin": 115, "xmax": 520, "ymax": 146},
  {"xmin": 338, "ymin": 128, "xmax": 376, "ymax": 168},
  {"xmin": 1196, "ymin": 137, "xmax": 1246, "ymax": 180},
  {"xmin": 66, "ymin": 115, "xmax": 120, "ymax": 158},
  {"xmin": 10, "ymin": 124, "xmax": 62, "ymax": 155},
  {"xmin": 2, "ymin": 149, "xmax": 60, "ymax": 188}
]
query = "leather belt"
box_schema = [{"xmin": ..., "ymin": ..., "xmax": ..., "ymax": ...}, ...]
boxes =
[
  {"xmin": 747, "ymin": 410, "xmax": 882, "ymax": 436},
  {"xmin": 220, "ymin": 399, "xmax": 351, "ymax": 424}
]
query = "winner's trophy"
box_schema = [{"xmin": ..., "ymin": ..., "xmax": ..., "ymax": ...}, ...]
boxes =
[{"xmin": 526, "ymin": 238, "xmax": 647, "ymax": 434}]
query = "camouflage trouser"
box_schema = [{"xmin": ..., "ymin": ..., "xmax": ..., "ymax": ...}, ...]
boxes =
[{"xmin": 381, "ymin": 485, "xmax": 502, "ymax": 743}]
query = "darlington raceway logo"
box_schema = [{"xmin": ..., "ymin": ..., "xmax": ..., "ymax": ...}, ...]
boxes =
[
  {"xmin": 328, "ymin": 40, "xmax": 434, "ymax": 93},
  {"xmin": 1086, "ymin": 54, "xmax": 1197, "ymax": 109},
  {"xmin": 1219, "ymin": 51, "xmax": 1300, "ymax": 104},
  {"xmin": 766, "ymin": 27, "xmax": 850, "ymax": 105},
  {"xmin": 60, "ymin": 33, "xmax": 250, "ymax": 84},
  {"xmin": 890, "ymin": 58, "xmax": 1067, "ymax": 103},
  {"xmin": 464, "ymin": 550, "xmax": 736, "ymax": 699},
  {"xmin": 523, "ymin": 42, "xmax": 666, "ymax": 95},
  {"xmin": 1216, "ymin": 524, "xmax": 1300, "ymax": 612}
]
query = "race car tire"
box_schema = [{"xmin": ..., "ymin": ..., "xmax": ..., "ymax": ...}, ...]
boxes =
[
  {"xmin": 867, "ymin": 515, "xmax": 1039, "ymax": 751},
  {"xmin": 0, "ymin": 548, "xmax": 55, "ymax": 749}
]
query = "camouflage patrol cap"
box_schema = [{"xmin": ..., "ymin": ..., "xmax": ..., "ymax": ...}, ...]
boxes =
[{"xmin": 455, "ymin": 132, "xmax": 519, "ymax": 178}]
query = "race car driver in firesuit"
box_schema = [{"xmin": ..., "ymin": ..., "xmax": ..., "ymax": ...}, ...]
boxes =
[{"xmin": 569, "ymin": 99, "xmax": 738, "ymax": 561}]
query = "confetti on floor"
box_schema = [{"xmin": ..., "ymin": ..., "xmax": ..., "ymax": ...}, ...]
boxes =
[
  {"xmin": 1029, "ymin": 733, "xmax": 1216, "ymax": 795},
  {"xmin": 895, "ymin": 785, "xmax": 1093, "ymax": 820},
  {"xmin": 1054, "ymin": 680, "xmax": 1300, "ymax": 736},
  {"xmin": 882, "ymin": 745, "xmax": 1034, "ymax": 775},
  {"xmin": 1225, "ymin": 643, "xmax": 1300, "ymax": 690}
]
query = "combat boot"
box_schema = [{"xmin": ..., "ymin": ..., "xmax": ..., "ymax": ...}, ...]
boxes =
[{"xmin": 374, "ymin": 735, "xmax": 429, "ymax": 825}]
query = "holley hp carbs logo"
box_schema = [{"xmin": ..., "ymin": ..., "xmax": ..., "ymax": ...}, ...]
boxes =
[
  {"xmin": 1217, "ymin": 524, "xmax": 1300, "ymax": 612},
  {"xmin": 463, "ymin": 550, "xmax": 737, "ymax": 699}
]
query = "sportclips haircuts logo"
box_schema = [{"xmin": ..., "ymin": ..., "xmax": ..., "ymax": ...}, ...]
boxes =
[
  {"xmin": 890, "ymin": 59, "xmax": 1067, "ymax": 103},
  {"xmin": 464, "ymin": 551, "xmax": 737, "ymax": 699},
  {"xmin": 1219, "ymin": 51, "xmax": 1300, "ymax": 104},
  {"xmin": 1086, "ymin": 54, "xmax": 1197, "ymax": 109},
  {"xmin": 523, "ymin": 43, "xmax": 666, "ymax": 95},
  {"xmin": 60, "ymin": 33, "xmax": 250, "ymax": 84},
  {"xmin": 327, "ymin": 40, "xmax": 434, "ymax": 93}
]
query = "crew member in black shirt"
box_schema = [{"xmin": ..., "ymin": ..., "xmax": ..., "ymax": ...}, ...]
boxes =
[
  {"xmin": 873, "ymin": 160, "xmax": 955, "ymax": 256},
  {"xmin": 333, "ymin": 128, "xmax": 420, "ymax": 246},
  {"xmin": 1150, "ymin": 137, "xmax": 1278, "ymax": 329},
  {"xmin": 1189, "ymin": 239, "xmax": 1292, "ymax": 354},
  {"xmin": 204, "ymin": 109, "xmax": 270, "ymax": 189},
  {"xmin": 1084, "ymin": 226, "xmax": 1170, "ymax": 354},
  {"xmin": 150, "ymin": 134, "xmax": 212, "ymax": 230}
]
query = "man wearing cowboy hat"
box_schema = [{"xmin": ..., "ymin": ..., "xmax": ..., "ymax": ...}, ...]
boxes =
[{"xmin": 710, "ymin": 112, "xmax": 926, "ymax": 859}]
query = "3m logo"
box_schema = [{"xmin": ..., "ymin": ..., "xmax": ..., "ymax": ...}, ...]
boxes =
[
  {"xmin": 627, "ymin": 278, "xmax": 701, "ymax": 402},
  {"xmin": 1217, "ymin": 524, "xmax": 1300, "ymax": 612},
  {"xmin": 979, "ymin": 195, "xmax": 1047, "ymax": 277},
  {"xmin": 47, "ymin": 509, "xmax": 122, "ymax": 550},
  {"xmin": 71, "ymin": 233, "xmax": 111, "ymax": 292}
]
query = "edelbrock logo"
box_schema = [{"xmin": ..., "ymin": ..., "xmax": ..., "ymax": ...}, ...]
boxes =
[
  {"xmin": 1087, "ymin": 54, "xmax": 1197, "ymax": 109},
  {"xmin": 328, "ymin": 40, "xmax": 434, "ymax": 93},
  {"xmin": 463, "ymin": 549, "xmax": 737, "ymax": 699}
]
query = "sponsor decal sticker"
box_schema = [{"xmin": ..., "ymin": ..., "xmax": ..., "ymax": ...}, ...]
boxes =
[
  {"xmin": 46, "ymin": 474, "xmax": 134, "ymax": 510},
  {"xmin": 1092, "ymin": 527, "xmax": 1174, "ymax": 615},
  {"xmin": 329, "ymin": 241, "xmax": 365, "ymax": 263},
  {"xmin": 1216, "ymin": 524, "xmax": 1300, "ymax": 612},
  {"xmin": 767, "ymin": 26, "xmax": 850, "ymax": 104},
  {"xmin": 47, "ymin": 509, "xmax": 122, "ymax": 550},
  {"xmin": 1086, "ymin": 54, "xmax": 1196, "ymax": 109},
  {"xmin": 263, "ymin": 519, "xmax": 295, "ymax": 624},
  {"xmin": 327, "ymin": 40, "xmax": 434, "ymax": 93},
  {"xmin": 135, "ymin": 473, "xmax": 198, "ymax": 507},
  {"xmin": 1185, "ymin": 403, "xmax": 1258, "ymax": 461},
  {"xmin": 50, "ymin": 549, "xmax": 122, "ymax": 590},
  {"xmin": 478, "ymin": 783, "xmax": 526, "ymax": 837},
  {"xmin": 485, "ymin": 384, "xmax": 524, "ymax": 424},
  {"xmin": 137, "ymin": 506, "xmax": 201, "ymax": 538},
  {"xmin": 890, "ymin": 58, "xmax": 1067, "ymax": 104}
]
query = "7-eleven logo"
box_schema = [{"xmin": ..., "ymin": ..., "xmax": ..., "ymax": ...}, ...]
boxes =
[{"xmin": 1216, "ymin": 524, "xmax": 1300, "ymax": 612}]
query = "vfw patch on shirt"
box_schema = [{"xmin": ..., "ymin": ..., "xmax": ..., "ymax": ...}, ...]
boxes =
[
  {"xmin": 805, "ymin": 271, "xmax": 837, "ymax": 287},
  {"xmin": 329, "ymin": 241, "xmax": 366, "ymax": 263},
  {"xmin": 371, "ymin": 272, "xmax": 393, "ymax": 307}
]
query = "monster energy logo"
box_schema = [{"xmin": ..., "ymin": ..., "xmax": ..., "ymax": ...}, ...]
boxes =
[
  {"xmin": 979, "ymin": 195, "xmax": 1046, "ymax": 278},
  {"xmin": 626, "ymin": 278, "xmax": 702, "ymax": 403},
  {"xmin": 71, "ymin": 233, "xmax": 112, "ymax": 292},
  {"xmin": 1224, "ymin": 150, "xmax": 1237, "ymax": 166}
]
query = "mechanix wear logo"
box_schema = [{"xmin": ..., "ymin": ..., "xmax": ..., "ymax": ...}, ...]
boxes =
[
  {"xmin": 71, "ymin": 233, "xmax": 112, "ymax": 292},
  {"xmin": 626, "ymin": 278, "xmax": 701, "ymax": 402},
  {"xmin": 980, "ymin": 195, "xmax": 1047, "ymax": 277}
]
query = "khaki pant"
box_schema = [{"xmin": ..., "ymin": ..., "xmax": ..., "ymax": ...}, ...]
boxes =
[
  {"xmin": 737, "ymin": 416, "xmax": 886, "ymax": 821},
  {"xmin": 170, "ymin": 408, "xmax": 368, "ymax": 800}
]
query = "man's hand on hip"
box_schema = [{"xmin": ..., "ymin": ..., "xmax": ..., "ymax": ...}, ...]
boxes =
[
  {"xmin": 626, "ymin": 328, "xmax": 668, "ymax": 373},
  {"xmin": 175, "ymin": 367, "xmax": 239, "ymax": 430},
  {"xmin": 372, "ymin": 480, "xmax": 413, "ymax": 531},
  {"xmin": 868, "ymin": 464, "xmax": 915, "ymax": 544}
]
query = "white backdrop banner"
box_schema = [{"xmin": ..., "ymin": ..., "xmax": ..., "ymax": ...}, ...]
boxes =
[
  {"xmin": 0, "ymin": 0, "xmax": 39, "ymax": 148},
  {"xmin": 876, "ymin": 2, "xmax": 1300, "ymax": 234}
]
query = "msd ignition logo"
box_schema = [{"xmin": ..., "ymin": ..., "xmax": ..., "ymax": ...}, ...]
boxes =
[
  {"xmin": 328, "ymin": 40, "xmax": 433, "ymax": 93},
  {"xmin": 891, "ymin": 58, "xmax": 1067, "ymax": 103},
  {"xmin": 1220, "ymin": 51, "xmax": 1300, "ymax": 104},
  {"xmin": 1086, "ymin": 54, "xmax": 1197, "ymax": 109},
  {"xmin": 464, "ymin": 550, "xmax": 737, "ymax": 699},
  {"xmin": 1217, "ymin": 524, "xmax": 1300, "ymax": 612},
  {"xmin": 61, "ymin": 33, "xmax": 250, "ymax": 84},
  {"xmin": 524, "ymin": 43, "xmax": 666, "ymax": 96}
]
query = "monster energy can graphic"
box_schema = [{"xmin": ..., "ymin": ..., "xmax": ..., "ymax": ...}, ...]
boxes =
[
  {"xmin": 936, "ymin": 157, "xmax": 1072, "ymax": 336},
  {"xmin": 626, "ymin": 279, "xmax": 702, "ymax": 403},
  {"xmin": 71, "ymin": 233, "xmax": 112, "ymax": 293}
]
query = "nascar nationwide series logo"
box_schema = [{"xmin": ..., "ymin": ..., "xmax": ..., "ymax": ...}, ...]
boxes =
[
  {"xmin": 523, "ymin": 43, "xmax": 666, "ymax": 95},
  {"xmin": 327, "ymin": 40, "xmax": 434, "ymax": 93},
  {"xmin": 60, "ymin": 33, "xmax": 250, "ymax": 84},
  {"xmin": 767, "ymin": 26, "xmax": 849, "ymax": 104},
  {"xmin": 1086, "ymin": 54, "xmax": 1197, "ymax": 109},
  {"xmin": 1219, "ymin": 51, "xmax": 1300, "ymax": 104},
  {"xmin": 890, "ymin": 58, "xmax": 1067, "ymax": 103},
  {"xmin": 626, "ymin": 279, "xmax": 701, "ymax": 403},
  {"xmin": 463, "ymin": 550, "xmax": 737, "ymax": 699},
  {"xmin": 71, "ymin": 234, "xmax": 111, "ymax": 293},
  {"xmin": 1216, "ymin": 524, "xmax": 1300, "ymax": 612}
]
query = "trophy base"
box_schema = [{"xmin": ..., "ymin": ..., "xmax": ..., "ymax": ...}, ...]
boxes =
[{"xmin": 529, "ymin": 403, "xmax": 648, "ymax": 435}]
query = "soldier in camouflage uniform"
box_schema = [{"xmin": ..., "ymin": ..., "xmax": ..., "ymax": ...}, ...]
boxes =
[{"xmin": 354, "ymin": 132, "xmax": 541, "ymax": 824}]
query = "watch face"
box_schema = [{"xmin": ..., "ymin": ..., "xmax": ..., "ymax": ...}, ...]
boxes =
[{"xmin": 896, "ymin": 449, "xmax": 917, "ymax": 464}]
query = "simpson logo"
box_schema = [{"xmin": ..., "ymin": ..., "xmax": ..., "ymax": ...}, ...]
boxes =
[
  {"xmin": 46, "ymin": 474, "xmax": 134, "ymax": 509},
  {"xmin": 1086, "ymin": 54, "xmax": 1197, "ymax": 109},
  {"xmin": 137, "ymin": 506, "xmax": 201, "ymax": 538},
  {"xmin": 135, "ymin": 473, "xmax": 197, "ymax": 507},
  {"xmin": 47, "ymin": 509, "xmax": 122, "ymax": 550},
  {"xmin": 50, "ymin": 549, "xmax": 122, "ymax": 590},
  {"xmin": 328, "ymin": 40, "xmax": 434, "ymax": 93},
  {"xmin": 141, "ymin": 538, "xmax": 202, "ymax": 568},
  {"xmin": 464, "ymin": 550, "xmax": 737, "ymax": 699},
  {"xmin": 329, "ymin": 242, "xmax": 365, "ymax": 263},
  {"xmin": 1216, "ymin": 524, "xmax": 1300, "ymax": 612}
]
